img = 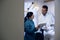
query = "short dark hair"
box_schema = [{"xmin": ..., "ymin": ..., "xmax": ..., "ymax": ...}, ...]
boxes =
[{"xmin": 42, "ymin": 5, "xmax": 48, "ymax": 11}]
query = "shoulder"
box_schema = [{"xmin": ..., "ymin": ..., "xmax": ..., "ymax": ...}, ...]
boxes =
[
  {"xmin": 24, "ymin": 20, "xmax": 30, "ymax": 27},
  {"xmin": 25, "ymin": 20, "xmax": 31, "ymax": 24}
]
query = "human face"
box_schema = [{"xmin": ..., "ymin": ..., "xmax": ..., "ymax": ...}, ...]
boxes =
[
  {"xmin": 42, "ymin": 8, "xmax": 47, "ymax": 16},
  {"xmin": 30, "ymin": 14, "xmax": 34, "ymax": 20}
]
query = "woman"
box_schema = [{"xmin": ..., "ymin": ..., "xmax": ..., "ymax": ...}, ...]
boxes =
[{"xmin": 24, "ymin": 12, "xmax": 40, "ymax": 40}]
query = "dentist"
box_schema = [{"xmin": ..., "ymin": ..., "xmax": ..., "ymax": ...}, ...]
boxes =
[{"xmin": 38, "ymin": 5, "xmax": 55, "ymax": 40}]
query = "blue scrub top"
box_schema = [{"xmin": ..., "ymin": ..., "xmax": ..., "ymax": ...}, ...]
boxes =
[{"xmin": 24, "ymin": 19, "xmax": 37, "ymax": 40}]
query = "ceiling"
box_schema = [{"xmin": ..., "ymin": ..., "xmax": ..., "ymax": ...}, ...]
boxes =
[
  {"xmin": 24, "ymin": 0, "xmax": 54, "ymax": 2},
  {"xmin": 24, "ymin": 0, "xmax": 43, "ymax": 2},
  {"xmin": 44, "ymin": 0, "xmax": 54, "ymax": 2}
]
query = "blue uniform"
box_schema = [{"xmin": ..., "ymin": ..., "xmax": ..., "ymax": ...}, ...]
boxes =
[{"xmin": 24, "ymin": 19, "xmax": 37, "ymax": 40}]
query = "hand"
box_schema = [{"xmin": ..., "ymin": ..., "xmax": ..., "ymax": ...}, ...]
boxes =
[
  {"xmin": 44, "ymin": 26, "xmax": 48, "ymax": 31},
  {"xmin": 35, "ymin": 25, "xmax": 40, "ymax": 29},
  {"xmin": 45, "ymin": 26, "xmax": 47, "ymax": 29}
]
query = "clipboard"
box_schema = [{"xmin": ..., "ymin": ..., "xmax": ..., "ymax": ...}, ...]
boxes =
[{"xmin": 38, "ymin": 23, "xmax": 46, "ymax": 28}]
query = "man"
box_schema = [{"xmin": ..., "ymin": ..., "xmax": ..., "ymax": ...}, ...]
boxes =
[{"xmin": 38, "ymin": 5, "xmax": 55, "ymax": 40}]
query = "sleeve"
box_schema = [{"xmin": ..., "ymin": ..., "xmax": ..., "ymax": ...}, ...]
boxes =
[
  {"xmin": 51, "ymin": 15, "xmax": 55, "ymax": 25},
  {"xmin": 24, "ymin": 21, "xmax": 37, "ymax": 33},
  {"xmin": 47, "ymin": 15, "xmax": 55, "ymax": 31},
  {"xmin": 50, "ymin": 15, "xmax": 55, "ymax": 30}
]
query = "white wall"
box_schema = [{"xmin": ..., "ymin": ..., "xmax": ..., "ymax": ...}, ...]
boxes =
[{"xmin": 24, "ymin": 0, "xmax": 44, "ymax": 27}]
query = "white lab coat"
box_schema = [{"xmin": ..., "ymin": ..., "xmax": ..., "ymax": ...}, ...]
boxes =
[{"xmin": 38, "ymin": 12, "xmax": 55, "ymax": 40}]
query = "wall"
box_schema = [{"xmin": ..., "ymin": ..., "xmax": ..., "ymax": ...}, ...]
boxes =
[
  {"xmin": 55, "ymin": 0, "xmax": 60, "ymax": 40},
  {"xmin": 0, "ymin": 0, "xmax": 24, "ymax": 40},
  {"xmin": 24, "ymin": 0, "xmax": 44, "ymax": 27}
]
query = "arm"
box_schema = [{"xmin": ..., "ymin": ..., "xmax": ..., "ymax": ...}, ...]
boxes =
[
  {"xmin": 46, "ymin": 15, "xmax": 55, "ymax": 31},
  {"xmin": 24, "ymin": 21, "xmax": 37, "ymax": 33}
]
